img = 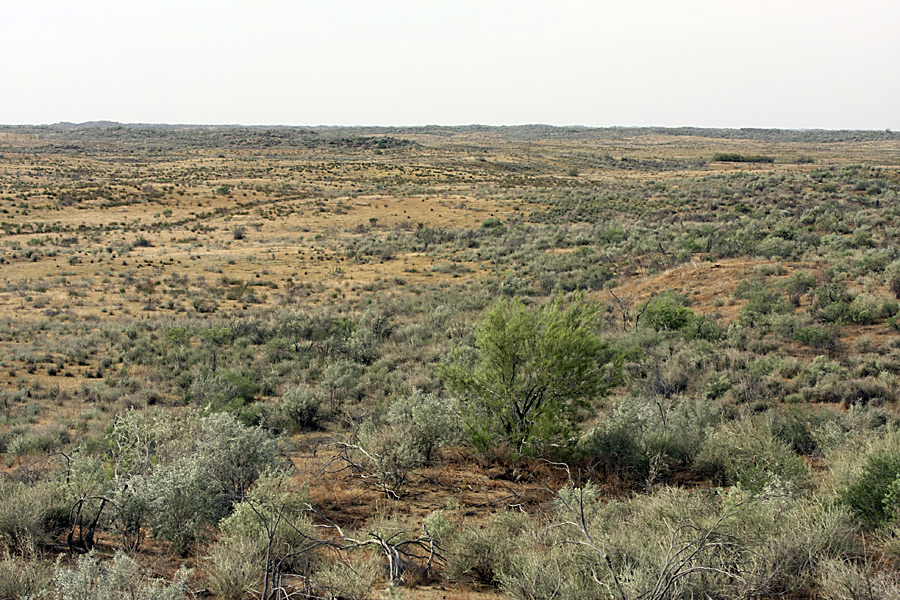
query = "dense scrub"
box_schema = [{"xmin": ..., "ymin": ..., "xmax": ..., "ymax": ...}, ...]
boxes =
[{"xmin": 1, "ymin": 126, "xmax": 899, "ymax": 598}]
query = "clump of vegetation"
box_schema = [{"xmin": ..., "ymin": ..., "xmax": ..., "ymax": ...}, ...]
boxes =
[
  {"xmin": 442, "ymin": 294, "xmax": 619, "ymax": 456},
  {"xmin": 713, "ymin": 152, "xmax": 775, "ymax": 163}
]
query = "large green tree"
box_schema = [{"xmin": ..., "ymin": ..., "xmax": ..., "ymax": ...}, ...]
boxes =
[{"xmin": 442, "ymin": 295, "xmax": 618, "ymax": 455}]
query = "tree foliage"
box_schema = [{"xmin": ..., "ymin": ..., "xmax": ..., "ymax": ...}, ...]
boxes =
[{"xmin": 442, "ymin": 295, "xmax": 618, "ymax": 455}]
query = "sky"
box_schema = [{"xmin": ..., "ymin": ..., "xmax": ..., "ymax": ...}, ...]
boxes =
[{"xmin": 1, "ymin": 1, "xmax": 898, "ymax": 129}]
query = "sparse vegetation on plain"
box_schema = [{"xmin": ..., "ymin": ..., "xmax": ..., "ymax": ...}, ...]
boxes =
[{"xmin": 0, "ymin": 123, "xmax": 899, "ymax": 599}]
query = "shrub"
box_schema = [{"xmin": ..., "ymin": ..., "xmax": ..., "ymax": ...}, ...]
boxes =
[
  {"xmin": 442, "ymin": 294, "xmax": 618, "ymax": 455},
  {"xmin": 0, "ymin": 551, "xmax": 52, "ymax": 599},
  {"xmin": 0, "ymin": 478, "xmax": 68, "ymax": 554},
  {"xmin": 6, "ymin": 426, "xmax": 70, "ymax": 460},
  {"xmin": 141, "ymin": 413, "xmax": 280, "ymax": 555},
  {"xmin": 840, "ymin": 451, "xmax": 900, "ymax": 527},
  {"xmin": 713, "ymin": 153, "xmax": 774, "ymax": 163},
  {"xmin": 188, "ymin": 369, "xmax": 259, "ymax": 413},
  {"xmin": 385, "ymin": 391, "xmax": 461, "ymax": 465},
  {"xmin": 204, "ymin": 536, "xmax": 260, "ymax": 600},
  {"xmin": 144, "ymin": 458, "xmax": 221, "ymax": 556},
  {"xmin": 447, "ymin": 512, "xmax": 529, "ymax": 586},
  {"xmin": 53, "ymin": 551, "xmax": 188, "ymax": 600},
  {"xmin": 541, "ymin": 487, "xmax": 738, "ymax": 599},
  {"xmin": 783, "ymin": 270, "xmax": 818, "ymax": 305},
  {"xmin": 818, "ymin": 558, "xmax": 900, "ymax": 600},
  {"xmin": 734, "ymin": 499, "xmax": 862, "ymax": 597},
  {"xmin": 885, "ymin": 261, "xmax": 900, "ymax": 298},
  {"xmin": 737, "ymin": 282, "xmax": 793, "ymax": 326},
  {"xmin": 639, "ymin": 291, "xmax": 695, "ymax": 332},
  {"xmin": 315, "ymin": 552, "xmax": 379, "ymax": 600},
  {"xmin": 195, "ymin": 412, "xmax": 280, "ymax": 504},
  {"xmin": 280, "ymin": 385, "xmax": 323, "ymax": 431},
  {"xmin": 422, "ymin": 509, "xmax": 456, "ymax": 546},
  {"xmin": 695, "ymin": 417, "xmax": 810, "ymax": 493},
  {"xmin": 580, "ymin": 396, "xmax": 719, "ymax": 481},
  {"xmin": 848, "ymin": 294, "xmax": 881, "ymax": 325},
  {"xmin": 770, "ymin": 408, "xmax": 822, "ymax": 456},
  {"xmin": 356, "ymin": 421, "xmax": 425, "ymax": 493},
  {"xmin": 793, "ymin": 324, "xmax": 837, "ymax": 349},
  {"xmin": 210, "ymin": 469, "xmax": 318, "ymax": 599}
]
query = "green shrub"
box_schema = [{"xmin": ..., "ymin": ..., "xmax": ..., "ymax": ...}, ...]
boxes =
[
  {"xmin": 838, "ymin": 377, "xmax": 894, "ymax": 407},
  {"xmin": 0, "ymin": 479, "xmax": 68, "ymax": 554},
  {"xmin": 545, "ymin": 488, "xmax": 736, "ymax": 599},
  {"xmin": 53, "ymin": 551, "xmax": 188, "ymax": 600},
  {"xmin": 385, "ymin": 391, "xmax": 461, "ymax": 465},
  {"xmin": 713, "ymin": 153, "xmax": 774, "ymax": 163},
  {"xmin": 640, "ymin": 291, "xmax": 695, "ymax": 332},
  {"xmin": 818, "ymin": 558, "xmax": 900, "ymax": 600},
  {"xmin": 144, "ymin": 459, "xmax": 221, "ymax": 556},
  {"xmin": 814, "ymin": 282, "xmax": 854, "ymax": 324},
  {"xmin": 491, "ymin": 483, "xmax": 864, "ymax": 600},
  {"xmin": 447, "ymin": 512, "xmax": 529, "ymax": 586},
  {"xmin": 733, "ymin": 499, "xmax": 862, "ymax": 597},
  {"xmin": 316, "ymin": 551, "xmax": 379, "ymax": 600},
  {"xmin": 848, "ymin": 294, "xmax": 881, "ymax": 325},
  {"xmin": 840, "ymin": 451, "xmax": 900, "ymax": 526},
  {"xmin": 793, "ymin": 324, "xmax": 837, "ymax": 349},
  {"xmin": 695, "ymin": 417, "xmax": 810, "ymax": 493},
  {"xmin": 280, "ymin": 385, "xmax": 323, "ymax": 431},
  {"xmin": 189, "ymin": 369, "xmax": 259, "ymax": 416},
  {"xmin": 356, "ymin": 422, "xmax": 425, "ymax": 493},
  {"xmin": 195, "ymin": 412, "xmax": 280, "ymax": 503},
  {"xmin": 6, "ymin": 425, "xmax": 70, "ymax": 460},
  {"xmin": 210, "ymin": 469, "xmax": 318, "ymax": 598},
  {"xmin": 736, "ymin": 282, "xmax": 793, "ymax": 326},
  {"xmin": 139, "ymin": 412, "xmax": 280, "ymax": 555},
  {"xmin": 0, "ymin": 551, "xmax": 52, "ymax": 599},
  {"xmin": 885, "ymin": 261, "xmax": 900, "ymax": 298},
  {"xmin": 422, "ymin": 509, "xmax": 456, "ymax": 546},
  {"xmin": 783, "ymin": 270, "xmax": 818, "ymax": 304},
  {"xmin": 580, "ymin": 396, "xmax": 719, "ymax": 481},
  {"xmin": 770, "ymin": 408, "xmax": 823, "ymax": 456},
  {"xmin": 205, "ymin": 536, "xmax": 260, "ymax": 600},
  {"xmin": 442, "ymin": 294, "xmax": 618, "ymax": 455}
]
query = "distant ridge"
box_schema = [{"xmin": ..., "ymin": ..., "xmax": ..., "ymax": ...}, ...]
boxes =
[{"xmin": 1, "ymin": 123, "xmax": 896, "ymax": 146}]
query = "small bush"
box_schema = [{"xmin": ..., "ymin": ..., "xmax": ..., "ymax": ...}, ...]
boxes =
[
  {"xmin": 640, "ymin": 291, "xmax": 695, "ymax": 332},
  {"xmin": 53, "ymin": 551, "xmax": 188, "ymax": 600},
  {"xmin": 840, "ymin": 451, "xmax": 900, "ymax": 527},
  {"xmin": 281, "ymin": 385, "xmax": 323, "ymax": 431},
  {"xmin": 316, "ymin": 552, "xmax": 379, "ymax": 600},
  {"xmin": 885, "ymin": 261, "xmax": 900, "ymax": 299},
  {"xmin": 580, "ymin": 396, "xmax": 720, "ymax": 481},
  {"xmin": 205, "ymin": 536, "xmax": 260, "ymax": 600},
  {"xmin": 818, "ymin": 558, "xmax": 900, "ymax": 600},
  {"xmin": 356, "ymin": 422, "xmax": 425, "ymax": 493},
  {"xmin": 0, "ymin": 551, "xmax": 52, "ymax": 599},
  {"xmin": 848, "ymin": 294, "xmax": 881, "ymax": 325},
  {"xmin": 447, "ymin": 512, "xmax": 529, "ymax": 586},
  {"xmin": 385, "ymin": 391, "xmax": 461, "ymax": 465},
  {"xmin": 712, "ymin": 152, "xmax": 775, "ymax": 163},
  {"xmin": 0, "ymin": 479, "xmax": 68, "ymax": 554},
  {"xmin": 210, "ymin": 470, "xmax": 318, "ymax": 599},
  {"xmin": 783, "ymin": 270, "xmax": 818, "ymax": 304},
  {"xmin": 793, "ymin": 324, "xmax": 837, "ymax": 349},
  {"xmin": 695, "ymin": 417, "xmax": 809, "ymax": 493}
]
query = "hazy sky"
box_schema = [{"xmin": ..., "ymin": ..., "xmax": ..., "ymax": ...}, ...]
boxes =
[{"xmin": 2, "ymin": 1, "xmax": 898, "ymax": 129}]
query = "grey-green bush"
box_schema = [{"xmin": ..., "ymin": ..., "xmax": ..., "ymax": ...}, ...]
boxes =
[
  {"xmin": 53, "ymin": 551, "xmax": 188, "ymax": 600},
  {"xmin": 386, "ymin": 391, "xmax": 461, "ymax": 465}
]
